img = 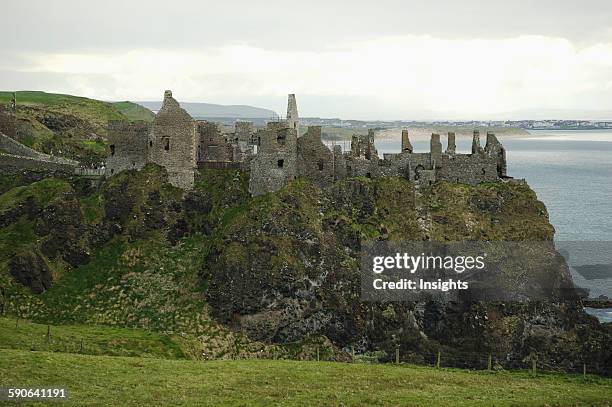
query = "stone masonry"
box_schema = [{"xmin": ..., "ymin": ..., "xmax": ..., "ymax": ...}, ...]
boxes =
[
  {"xmin": 104, "ymin": 91, "xmax": 509, "ymax": 195},
  {"xmin": 248, "ymin": 95, "xmax": 509, "ymax": 196},
  {"xmin": 148, "ymin": 90, "xmax": 198, "ymax": 189},
  {"xmin": 106, "ymin": 121, "xmax": 150, "ymax": 175}
]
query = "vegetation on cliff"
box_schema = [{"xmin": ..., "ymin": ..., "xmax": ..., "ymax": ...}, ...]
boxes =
[{"xmin": 0, "ymin": 166, "xmax": 609, "ymax": 371}]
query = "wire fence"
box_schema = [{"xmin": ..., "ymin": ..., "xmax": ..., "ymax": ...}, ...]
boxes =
[{"xmin": 4, "ymin": 316, "xmax": 610, "ymax": 377}]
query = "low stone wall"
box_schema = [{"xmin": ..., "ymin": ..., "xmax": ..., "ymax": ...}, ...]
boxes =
[
  {"xmin": 0, "ymin": 132, "xmax": 44, "ymax": 159},
  {"xmin": 0, "ymin": 132, "xmax": 79, "ymax": 167},
  {"xmin": 0, "ymin": 153, "xmax": 75, "ymax": 175}
]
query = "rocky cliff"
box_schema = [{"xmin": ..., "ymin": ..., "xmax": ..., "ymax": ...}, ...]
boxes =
[
  {"xmin": 0, "ymin": 167, "xmax": 609, "ymax": 371},
  {"xmin": 202, "ymin": 176, "xmax": 609, "ymax": 372}
]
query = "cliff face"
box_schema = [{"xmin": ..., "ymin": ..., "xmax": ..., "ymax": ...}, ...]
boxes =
[
  {"xmin": 1, "ymin": 168, "xmax": 609, "ymax": 371},
  {"xmin": 202, "ymin": 176, "xmax": 609, "ymax": 371}
]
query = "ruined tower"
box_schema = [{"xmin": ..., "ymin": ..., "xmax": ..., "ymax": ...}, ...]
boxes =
[
  {"xmin": 148, "ymin": 90, "xmax": 197, "ymax": 189},
  {"xmin": 248, "ymin": 122, "xmax": 298, "ymax": 196},
  {"xmin": 485, "ymin": 131, "xmax": 507, "ymax": 177},
  {"xmin": 471, "ymin": 130, "xmax": 482, "ymax": 155},
  {"xmin": 286, "ymin": 94, "xmax": 299, "ymax": 135},
  {"xmin": 430, "ymin": 133, "xmax": 442, "ymax": 162},
  {"xmin": 401, "ymin": 129, "xmax": 413, "ymax": 153},
  {"xmin": 446, "ymin": 132, "xmax": 456, "ymax": 154}
]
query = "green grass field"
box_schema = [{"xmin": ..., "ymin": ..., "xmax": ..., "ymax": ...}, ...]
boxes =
[
  {"xmin": 1, "ymin": 317, "xmax": 610, "ymax": 405},
  {"xmin": 1, "ymin": 348, "xmax": 610, "ymax": 406}
]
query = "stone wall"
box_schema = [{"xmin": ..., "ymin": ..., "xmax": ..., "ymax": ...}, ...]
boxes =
[
  {"xmin": 0, "ymin": 132, "xmax": 44, "ymax": 159},
  {"xmin": 105, "ymin": 120, "xmax": 150, "ymax": 176},
  {"xmin": 0, "ymin": 132, "xmax": 79, "ymax": 166},
  {"xmin": 0, "ymin": 107, "xmax": 17, "ymax": 139},
  {"xmin": 350, "ymin": 130, "xmax": 378, "ymax": 160},
  {"xmin": 249, "ymin": 124, "xmax": 298, "ymax": 196},
  {"xmin": 296, "ymin": 126, "xmax": 335, "ymax": 187},
  {"xmin": 0, "ymin": 153, "xmax": 75, "ymax": 175},
  {"xmin": 148, "ymin": 90, "xmax": 197, "ymax": 189},
  {"xmin": 197, "ymin": 121, "xmax": 234, "ymax": 163},
  {"xmin": 235, "ymin": 121, "xmax": 254, "ymax": 151}
]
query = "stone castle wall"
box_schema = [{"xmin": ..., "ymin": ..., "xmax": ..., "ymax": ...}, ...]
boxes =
[
  {"xmin": 197, "ymin": 121, "xmax": 234, "ymax": 163},
  {"xmin": 101, "ymin": 92, "xmax": 508, "ymax": 195},
  {"xmin": 0, "ymin": 153, "xmax": 75, "ymax": 175},
  {"xmin": 249, "ymin": 124, "xmax": 298, "ymax": 196},
  {"xmin": 105, "ymin": 120, "xmax": 150, "ymax": 176},
  {"xmin": 249, "ymin": 124, "xmax": 509, "ymax": 196},
  {"xmin": 148, "ymin": 91, "xmax": 197, "ymax": 189},
  {"xmin": 296, "ymin": 126, "xmax": 335, "ymax": 188}
]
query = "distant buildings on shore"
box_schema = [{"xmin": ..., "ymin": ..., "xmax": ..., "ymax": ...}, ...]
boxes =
[
  {"xmin": 176, "ymin": 115, "xmax": 612, "ymax": 132},
  {"xmin": 296, "ymin": 118, "xmax": 612, "ymax": 131}
]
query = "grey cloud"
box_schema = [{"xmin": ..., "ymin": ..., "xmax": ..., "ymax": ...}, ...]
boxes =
[{"xmin": 4, "ymin": 0, "xmax": 612, "ymax": 53}]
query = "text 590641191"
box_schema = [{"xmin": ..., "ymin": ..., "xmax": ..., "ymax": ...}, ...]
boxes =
[{"xmin": 0, "ymin": 388, "xmax": 69, "ymax": 401}]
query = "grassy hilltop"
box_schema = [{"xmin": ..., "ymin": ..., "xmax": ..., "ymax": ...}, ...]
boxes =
[{"xmin": 0, "ymin": 91, "xmax": 154, "ymax": 164}]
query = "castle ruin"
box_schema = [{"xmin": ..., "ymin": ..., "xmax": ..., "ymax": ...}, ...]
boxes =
[
  {"xmin": 0, "ymin": 90, "xmax": 509, "ymax": 194},
  {"xmin": 104, "ymin": 90, "xmax": 509, "ymax": 195},
  {"xmin": 246, "ymin": 96, "xmax": 508, "ymax": 195}
]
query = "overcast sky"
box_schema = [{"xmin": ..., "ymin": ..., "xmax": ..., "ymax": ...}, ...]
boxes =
[{"xmin": 2, "ymin": 0, "xmax": 612, "ymax": 120}]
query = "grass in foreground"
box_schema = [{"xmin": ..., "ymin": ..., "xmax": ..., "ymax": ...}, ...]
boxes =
[{"xmin": 1, "ymin": 349, "xmax": 610, "ymax": 407}]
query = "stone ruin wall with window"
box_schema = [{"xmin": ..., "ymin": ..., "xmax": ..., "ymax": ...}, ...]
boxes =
[
  {"xmin": 147, "ymin": 91, "xmax": 198, "ymax": 189},
  {"xmin": 248, "ymin": 123, "xmax": 508, "ymax": 196},
  {"xmin": 106, "ymin": 121, "xmax": 150, "ymax": 176},
  {"xmin": 102, "ymin": 91, "xmax": 508, "ymax": 195}
]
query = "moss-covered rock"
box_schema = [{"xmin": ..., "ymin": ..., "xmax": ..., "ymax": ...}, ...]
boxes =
[{"xmin": 201, "ymin": 176, "xmax": 610, "ymax": 373}]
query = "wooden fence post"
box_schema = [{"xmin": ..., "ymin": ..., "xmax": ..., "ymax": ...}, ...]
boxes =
[
  {"xmin": 488, "ymin": 353, "xmax": 492, "ymax": 371},
  {"xmin": 395, "ymin": 345, "xmax": 400, "ymax": 365},
  {"xmin": 531, "ymin": 358, "xmax": 537, "ymax": 376},
  {"xmin": 436, "ymin": 350, "xmax": 441, "ymax": 369},
  {"xmin": 316, "ymin": 347, "xmax": 320, "ymax": 362},
  {"xmin": 583, "ymin": 363, "xmax": 586, "ymax": 378}
]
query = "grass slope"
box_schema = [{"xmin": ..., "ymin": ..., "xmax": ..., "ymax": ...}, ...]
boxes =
[
  {"xmin": 0, "ymin": 91, "xmax": 125, "ymax": 131},
  {"xmin": 0, "ymin": 318, "xmax": 186, "ymax": 359},
  {"xmin": 113, "ymin": 101, "xmax": 155, "ymax": 122},
  {"xmin": 1, "ymin": 349, "xmax": 610, "ymax": 406}
]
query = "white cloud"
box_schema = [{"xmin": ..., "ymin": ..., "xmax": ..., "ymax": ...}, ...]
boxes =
[{"xmin": 5, "ymin": 34, "xmax": 612, "ymax": 119}]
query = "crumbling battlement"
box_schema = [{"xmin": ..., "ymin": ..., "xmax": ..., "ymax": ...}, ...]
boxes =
[
  {"xmin": 248, "ymin": 95, "xmax": 509, "ymax": 196},
  {"xmin": 103, "ymin": 92, "xmax": 509, "ymax": 195},
  {"xmin": 350, "ymin": 129, "xmax": 379, "ymax": 160},
  {"xmin": 106, "ymin": 90, "xmax": 253, "ymax": 188}
]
